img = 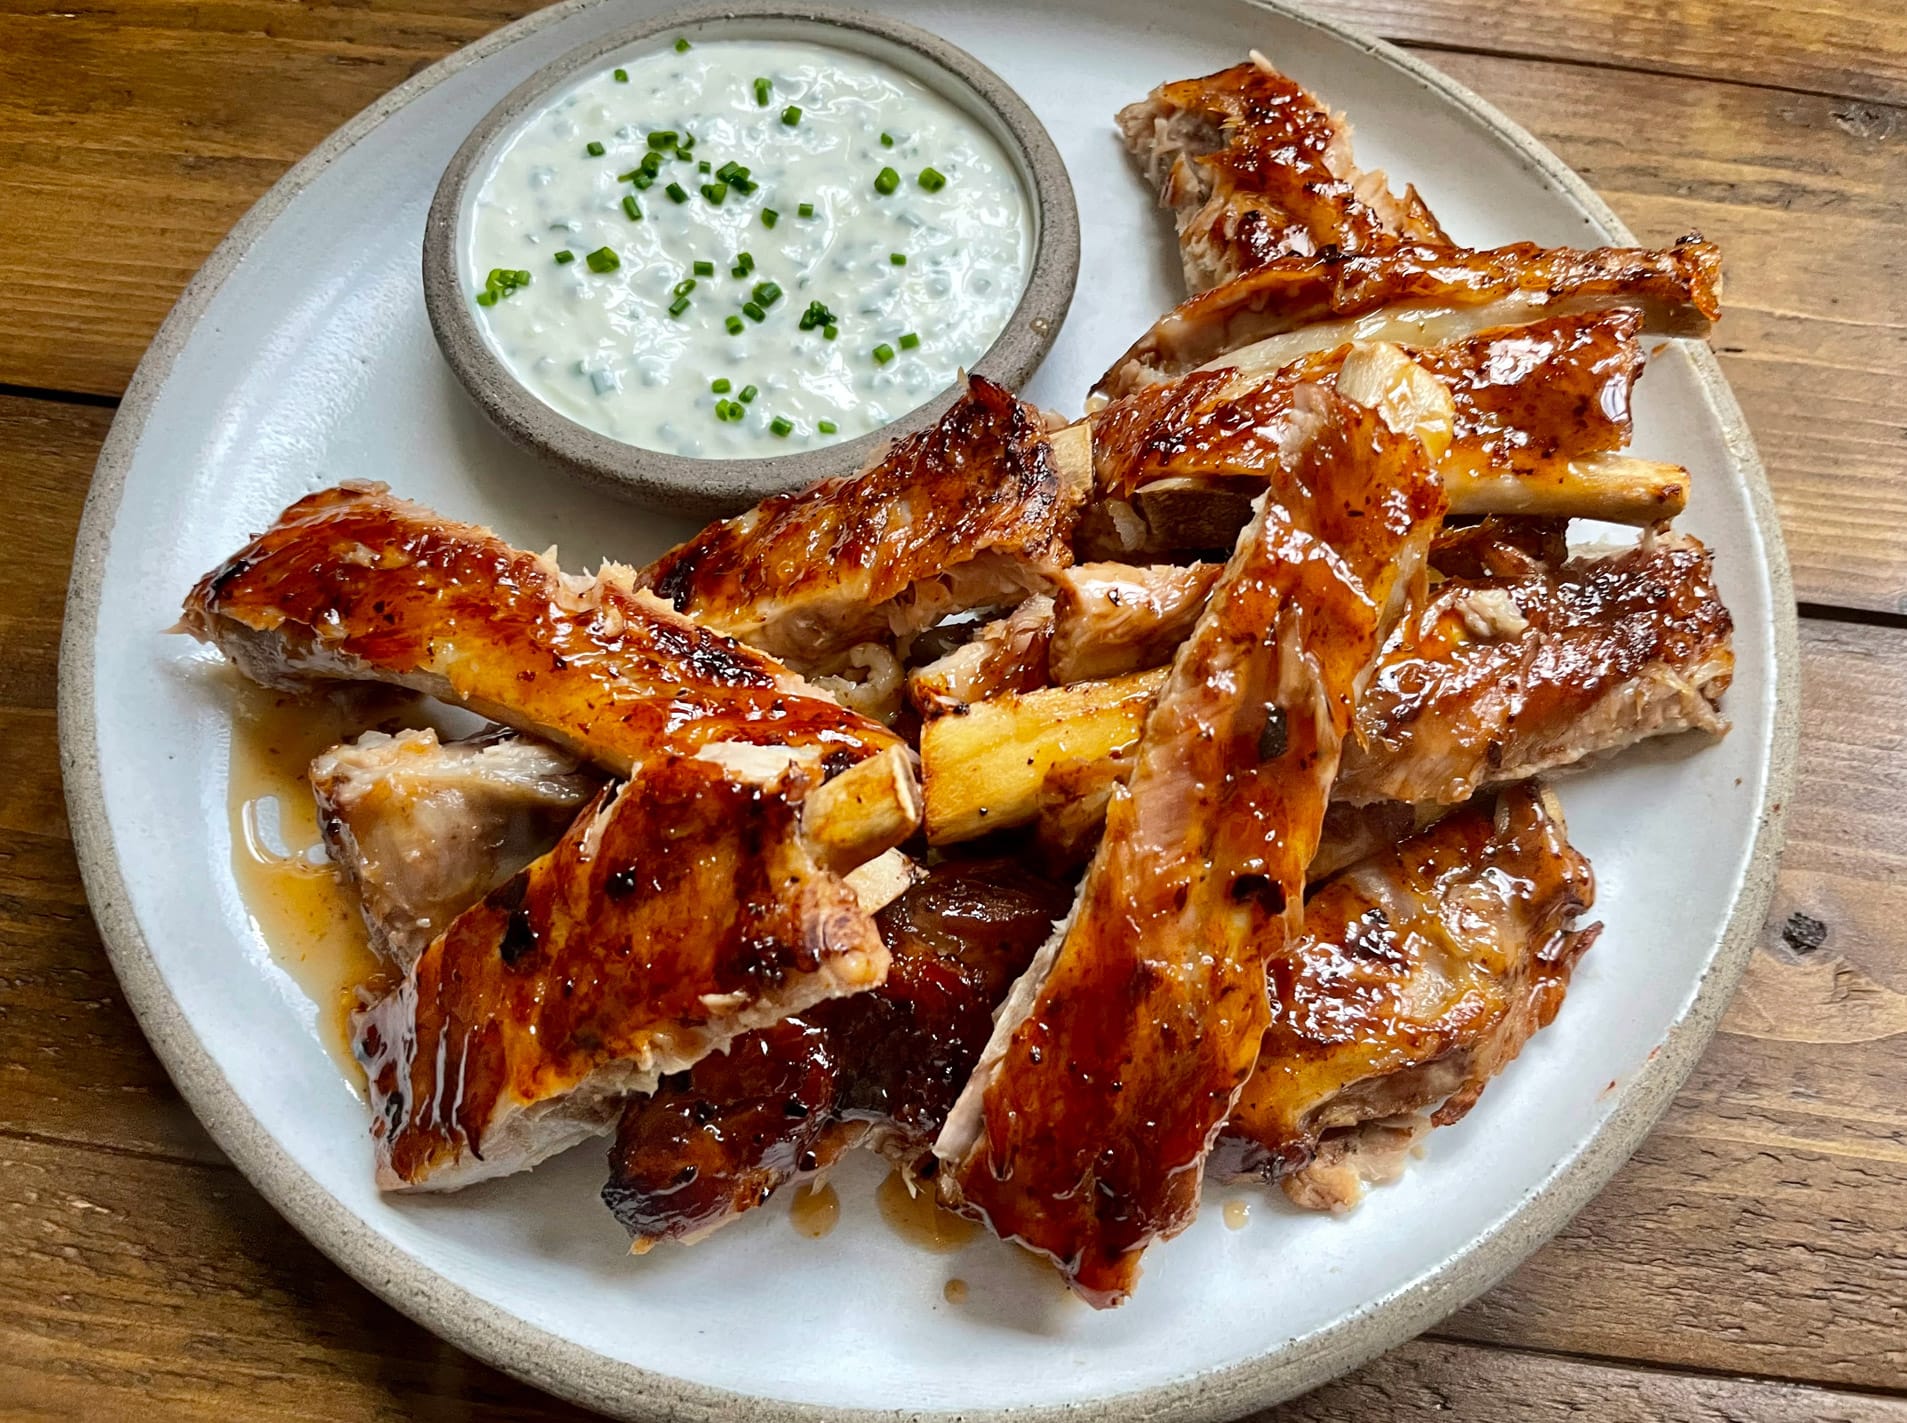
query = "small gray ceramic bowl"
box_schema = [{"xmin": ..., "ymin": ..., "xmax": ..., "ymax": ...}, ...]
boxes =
[{"xmin": 423, "ymin": 0, "xmax": 1079, "ymax": 519}]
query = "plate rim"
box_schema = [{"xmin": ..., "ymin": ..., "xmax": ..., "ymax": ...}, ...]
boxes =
[{"xmin": 55, "ymin": 1, "xmax": 1801, "ymax": 1418}]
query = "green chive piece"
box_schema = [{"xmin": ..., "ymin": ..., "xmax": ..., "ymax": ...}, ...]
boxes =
[
  {"xmin": 798, "ymin": 202, "xmax": 815, "ymax": 218},
  {"xmin": 818, "ymin": 419, "xmax": 838, "ymax": 434},
  {"xmin": 633, "ymin": 173, "xmax": 653, "ymax": 190},
  {"xmin": 900, "ymin": 331, "xmax": 920, "ymax": 350},
  {"xmin": 823, "ymin": 323, "xmax": 838, "ymax": 340},
  {"xmin": 889, "ymin": 252, "xmax": 907, "ymax": 266},
  {"xmin": 734, "ymin": 251, "xmax": 755, "ymax": 274},
  {"xmin": 585, "ymin": 246, "xmax": 620, "ymax": 273},
  {"xmin": 880, "ymin": 132, "xmax": 895, "ymax": 148},
  {"xmin": 669, "ymin": 294, "xmax": 692, "ymax": 317},
  {"xmin": 872, "ymin": 343, "xmax": 895, "ymax": 364},
  {"xmin": 753, "ymin": 76, "xmax": 771, "ymax": 105},
  {"xmin": 716, "ymin": 160, "xmax": 748, "ymax": 181},
  {"xmin": 666, "ymin": 181, "xmax": 689, "ymax": 203},
  {"xmin": 700, "ymin": 181, "xmax": 727, "ymax": 205},
  {"xmin": 781, "ymin": 105, "xmax": 802, "ymax": 127},
  {"xmin": 693, "ymin": 259, "xmax": 715, "ymax": 277},
  {"xmin": 742, "ymin": 301, "xmax": 766, "ymax": 322},
  {"xmin": 752, "ymin": 280, "xmax": 782, "ymax": 306},
  {"xmin": 770, "ymin": 416, "xmax": 794, "ymax": 437},
  {"xmin": 761, "ymin": 208, "xmax": 779, "ymax": 229},
  {"xmin": 554, "ymin": 249, "xmax": 575, "ymax": 264},
  {"xmin": 740, "ymin": 384, "xmax": 758, "ymax": 403},
  {"xmin": 648, "ymin": 130, "xmax": 679, "ymax": 150},
  {"xmin": 622, "ymin": 194, "xmax": 642, "ymax": 220},
  {"xmin": 699, "ymin": 159, "xmax": 712, "ymax": 174},
  {"xmin": 475, "ymin": 289, "xmax": 498, "ymax": 307},
  {"xmin": 618, "ymin": 167, "xmax": 642, "ymax": 181},
  {"xmin": 641, "ymin": 151, "xmax": 664, "ymax": 175},
  {"xmin": 674, "ymin": 36, "xmax": 690, "ymax": 52},
  {"xmin": 585, "ymin": 140, "xmax": 606, "ymax": 157},
  {"xmin": 679, "ymin": 133, "xmax": 696, "ymax": 151},
  {"xmin": 711, "ymin": 377, "xmax": 732, "ymax": 394},
  {"xmin": 725, "ymin": 314, "xmax": 745, "ymax": 335},
  {"xmin": 918, "ymin": 166, "xmax": 947, "ymax": 192},
  {"xmin": 798, "ymin": 299, "xmax": 837, "ymax": 331},
  {"xmin": 874, "ymin": 166, "xmax": 900, "ymax": 196},
  {"xmin": 614, "ymin": 67, "xmax": 628, "ymax": 81},
  {"xmin": 673, "ymin": 278, "xmax": 698, "ymax": 297},
  {"xmin": 731, "ymin": 265, "xmax": 749, "ymax": 279}
]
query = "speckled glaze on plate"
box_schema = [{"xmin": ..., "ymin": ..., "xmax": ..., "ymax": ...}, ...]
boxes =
[
  {"xmin": 59, "ymin": 0, "xmax": 1797, "ymax": 1419},
  {"xmin": 425, "ymin": 1, "xmax": 1081, "ymax": 518}
]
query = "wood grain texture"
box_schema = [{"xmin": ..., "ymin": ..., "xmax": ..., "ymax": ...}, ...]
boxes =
[{"xmin": 1303, "ymin": 0, "xmax": 1907, "ymax": 106}]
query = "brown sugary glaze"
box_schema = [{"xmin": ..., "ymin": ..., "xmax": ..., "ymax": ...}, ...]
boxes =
[
  {"xmin": 1117, "ymin": 59, "xmax": 1448, "ymax": 289},
  {"xmin": 358, "ymin": 754, "xmax": 886, "ymax": 1191},
  {"xmin": 1096, "ymin": 237, "xmax": 1723, "ymax": 396},
  {"xmin": 636, "ymin": 376, "xmax": 1087, "ymax": 663},
  {"xmin": 602, "ymin": 856, "xmax": 1072, "ymax": 1248},
  {"xmin": 1340, "ymin": 532, "xmax": 1735, "ymax": 805},
  {"xmin": 939, "ymin": 390, "xmax": 1447, "ymax": 1307},
  {"xmin": 180, "ymin": 483, "xmax": 901, "ymax": 773},
  {"xmin": 1217, "ymin": 783, "xmax": 1599, "ymax": 1185}
]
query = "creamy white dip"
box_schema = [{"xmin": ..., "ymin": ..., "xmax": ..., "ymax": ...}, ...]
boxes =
[{"xmin": 465, "ymin": 37, "xmax": 1032, "ymax": 459}]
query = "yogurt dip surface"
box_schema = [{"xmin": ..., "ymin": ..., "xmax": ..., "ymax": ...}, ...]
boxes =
[{"xmin": 465, "ymin": 36, "xmax": 1033, "ymax": 459}]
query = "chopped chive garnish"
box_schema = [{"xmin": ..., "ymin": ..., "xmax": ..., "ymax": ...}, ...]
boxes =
[
  {"xmin": 798, "ymin": 299, "xmax": 837, "ymax": 330},
  {"xmin": 736, "ymin": 251, "xmax": 756, "ymax": 273},
  {"xmin": 554, "ymin": 249, "xmax": 575, "ymax": 264},
  {"xmin": 740, "ymin": 384, "xmax": 759, "ymax": 403},
  {"xmin": 889, "ymin": 252, "xmax": 907, "ymax": 266},
  {"xmin": 674, "ymin": 147, "xmax": 694, "ymax": 163},
  {"xmin": 752, "ymin": 281, "xmax": 782, "ymax": 306},
  {"xmin": 731, "ymin": 265, "xmax": 749, "ymax": 279},
  {"xmin": 475, "ymin": 289, "xmax": 497, "ymax": 306},
  {"xmin": 674, "ymin": 36, "xmax": 690, "ymax": 52},
  {"xmin": 669, "ymin": 295, "xmax": 692, "ymax": 317},
  {"xmin": 770, "ymin": 416, "xmax": 794, "ymax": 437},
  {"xmin": 818, "ymin": 419, "xmax": 838, "ymax": 434},
  {"xmin": 798, "ymin": 202, "xmax": 815, "ymax": 218},
  {"xmin": 693, "ymin": 259, "xmax": 715, "ymax": 277},
  {"xmin": 674, "ymin": 278, "xmax": 698, "ymax": 297},
  {"xmin": 753, "ymin": 76, "xmax": 771, "ymax": 105},
  {"xmin": 761, "ymin": 208, "xmax": 779, "ymax": 228},
  {"xmin": 585, "ymin": 140, "xmax": 606, "ymax": 157},
  {"xmin": 823, "ymin": 323, "xmax": 838, "ymax": 340},
  {"xmin": 679, "ymin": 133, "xmax": 696, "ymax": 152},
  {"xmin": 648, "ymin": 130, "xmax": 679, "ymax": 150},
  {"xmin": 781, "ymin": 105, "xmax": 802, "ymax": 126},
  {"xmin": 585, "ymin": 246, "xmax": 620, "ymax": 273},
  {"xmin": 874, "ymin": 166, "xmax": 900, "ymax": 195},
  {"xmin": 742, "ymin": 301, "xmax": 766, "ymax": 322},
  {"xmin": 715, "ymin": 161, "xmax": 747, "ymax": 182},
  {"xmin": 666, "ymin": 181, "xmax": 689, "ymax": 203},
  {"xmin": 700, "ymin": 181, "xmax": 727, "ymax": 205},
  {"xmin": 872, "ymin": 343, "xmax": 895, "ymax": 364},
  {"xmin": 633, "ymin": 172, "xmax": 653, "ymax": 190},
  {"xmin": 699, "ymin": 159, "xmax": 712, "ymax": 174},
  {"xmin": 711, "ymin": 377, "xmax": 732, "ymax": 394},
  {"xmin": 880, "ymin": 132, "xmax": 895, "ymax": 148},
  {"xmin": 918, "ymin": 166, "xmax": 947, "ymax": 192},
  {"xmin": 725, "ymin": 314, "xmax": 745, "ymax": 335},
  {"xmin": 622, "ymin": 194, "xmax": 642, "ymax": 220},
  {"xmin": 900, "ymin": 331, "xmax": 920, "ymax": 350},
  {"xmin": 614, "ymin": 67, "xmax": 628, "ymax": 81},
  {"xmin": 730, "ymin": 176, "xmax": 758, "ymax": 195},
  {"xmin": 641, "ymin": 151, "xmax": 664, "ymax": 175},
  {"xmin": 618, "ymin": 167, "xmax": 642, "ymax": 181}
]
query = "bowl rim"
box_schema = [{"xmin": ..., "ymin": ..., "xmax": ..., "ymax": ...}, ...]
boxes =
[{"xmin": 421, "ymin": 0, "xmax": 1081, "ymax": 518}]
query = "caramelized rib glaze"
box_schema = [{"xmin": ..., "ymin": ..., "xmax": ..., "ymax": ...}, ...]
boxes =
[{"xmin": 937, "ymin": 389, "xmax": 1447, "ymax": 1306}]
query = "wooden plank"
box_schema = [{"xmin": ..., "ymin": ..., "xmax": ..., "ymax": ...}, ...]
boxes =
[
  {"xmin": 1304, "ymin": 0, "xmax": 1907, "ymax": 106},
  {"xmin": 5, "ymin": 1134, "xmax": 1904, "ymax": 1423},
  {"xmin": 1437, "ymin": 617, "xmax": 1907, "ymax": 1391},
  {"xmin": 2, "ymin": 13, "xmax": 1901, "ymax": 610}
]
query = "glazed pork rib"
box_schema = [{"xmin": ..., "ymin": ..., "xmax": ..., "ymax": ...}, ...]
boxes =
[
  {"xmin": 181, "ymin": 483, "xmax": 919, "ymax": 869},
  {"xmin": 1093, "ymin": 237, "xmax": 1723, "ymax": 402},
  {"xmin": 1216, "ymin": 783, "xmax": 1599, "ymax": 1210},
  {"xmin": 636, "ymin": 376, "xmax": 1091, "ymax": 671},
  {"xmin": 935, "ymin": 384, "xmax": 1446, "ymax": 1306},
  {"xmin": 1119, "ymin": 53, "xmax": 1449, "ymax": 291},
  {"xmin": 356, "ymin": 750, "xmax": 888, "ymax": 1191},
  {"xmin": 603, "ymin": 856, "xmax": 1074, "ymax": 1248}
]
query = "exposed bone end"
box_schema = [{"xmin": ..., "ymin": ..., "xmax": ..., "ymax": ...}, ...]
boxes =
[
  {"xmin": 1445, "ymin": 452, "xmax": 1690, "ymax": 525},
  {"xmin": 801, "ymin": 744, "xmax": 923, "ymax": 871}
]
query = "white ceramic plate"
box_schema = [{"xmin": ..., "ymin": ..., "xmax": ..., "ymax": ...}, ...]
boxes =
[{"xmin": 60, "ymin": 0, "xmax": 1798, "ymax": 1418}]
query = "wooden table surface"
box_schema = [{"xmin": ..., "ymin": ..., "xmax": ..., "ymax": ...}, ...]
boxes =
[{"xmin": 3, "ymin": 0, "xmax": 1904, "ymax": 1417}]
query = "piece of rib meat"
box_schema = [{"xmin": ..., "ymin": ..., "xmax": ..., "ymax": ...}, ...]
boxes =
[
  {"xmin": 1093, "ymin": 237, "xmax": 1723, "ymax": 400},
  {"xmin": 603, "ymin": 856, "xmax": 1073, "ymax": 1249},
  {"xmin": 1046, "ymin": 562, "xmax": 1226, "ymax": 684},
  {"xmin": 1338, "ymin": 530, "xmax": 1735, "ymax": 805},
  {"xmin": 1117, "ymin": 52, "xmax": 1449, "ymax": 292},
  {"xmin": 906, "ymin": 596, "xmax": 1055, "ymax": 719},
  {"xmin": 1214, "ymin": 783, "xmax": 1598, "ymax": 1208},
  {"xmin": 935, "ymin": 384, "xmax": 1446, "ymax": 1306},
  {"xmin": 356, "ymin": 751, "xmax": 888, "ymax": 1192},
  {"xmin": 311, "ymin": 727, "xmax": 602, "ymax": 967},
  {"xmin": 180, "ymin": 483, "xmax": 918, "ymax": 869},
  {"xmin": 636, "ymin": 377, "xmax": 1092, "ymax": 669}
]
